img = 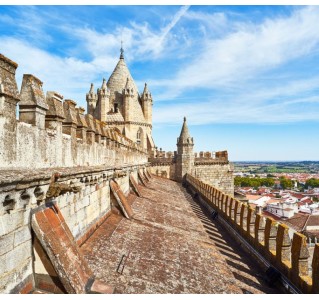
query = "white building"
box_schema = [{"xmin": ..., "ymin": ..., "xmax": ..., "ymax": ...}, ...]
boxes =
[{"xmin": 266, "ymin": 199, "xmax": 298, "ymax": 218}]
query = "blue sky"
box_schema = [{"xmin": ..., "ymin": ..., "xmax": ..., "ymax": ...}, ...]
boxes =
[{"xmin": 1, "ymin": 5, "xmax": 319, "ymax": 161}]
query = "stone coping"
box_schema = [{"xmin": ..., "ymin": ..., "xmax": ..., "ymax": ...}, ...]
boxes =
[{"xmin": 0, "ymin": 163, "xmax": 149, "ymax": 189}]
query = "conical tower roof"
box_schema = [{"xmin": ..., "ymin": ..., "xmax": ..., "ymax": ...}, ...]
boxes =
[
  {"xmin": 107, "ymin": 50, "xmax": 138, "ymax": 102},
  {"xmin": 178, "ymin": 117, "xmax": 193, "ymax": 145}
]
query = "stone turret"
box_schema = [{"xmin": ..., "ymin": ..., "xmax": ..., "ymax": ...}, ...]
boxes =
[
  {"xmin": 86, "ymin": 83, "xmax": 97, "ymax": 116},
  {"xmin": 141, "ymin": 83, "xmax": 152, "ymax": 125},
  {"xmin": 176, "ymin": 117, "xmax": 194, "ymax": 182},
  {"xmin": 96, "ymin": 78, "xmax": 110, "ymax": 122},
  {"xmin": 123, "ymin": 77, "xmax": 134, "ymax": 121}
]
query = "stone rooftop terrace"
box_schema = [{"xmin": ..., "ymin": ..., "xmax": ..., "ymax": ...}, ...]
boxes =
[{"xmin": 81, "ymin": 176, "xmax": 281, "ymax": 294}]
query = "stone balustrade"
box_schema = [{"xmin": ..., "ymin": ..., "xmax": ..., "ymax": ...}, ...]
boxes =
[{"xmin": 185, "ymin": 173, "xmax": 319, "ymax": 294}]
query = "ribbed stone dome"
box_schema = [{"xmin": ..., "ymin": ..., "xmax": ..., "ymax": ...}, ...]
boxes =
[{"xmin": 106, "ymin": 57, "xmax": 139, "ymax": 103}]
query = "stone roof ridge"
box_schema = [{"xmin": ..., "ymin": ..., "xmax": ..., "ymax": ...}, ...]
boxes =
[{"xmin": 178, "ymin": 117, "xmax": 193, "ymax": 144}]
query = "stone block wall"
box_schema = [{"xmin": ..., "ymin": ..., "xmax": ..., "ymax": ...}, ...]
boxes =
[
  {"xmin": 148, "ymin": 155, "xmax": 234, "ymax": 195},
  {"xmin": 194, "ymin": 162, "xmax": 234, "ymax": 196},
  {"xmin": 148, "ymin": 163, "xmax": 176, "ymax": 180},
  {"xmin": 0, "ymin": 164, "xmax": 147, "ymax": 293},
  {"xmin": 185, "ymin": 174, "xmax": 319, "ymax": 294}
]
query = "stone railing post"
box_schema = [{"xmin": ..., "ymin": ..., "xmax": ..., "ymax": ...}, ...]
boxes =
[
  {"xmin": 254, "ymin": 213, "xmax": 265, "ymax": 246},
  {"xmin": 312, "ymin": 244, "xmax": 319, "ymax": 293},
  {"xmin": 264, "ymin": 217, "xmax": 277, "ymax": 259},
  {"xmin": 214, "ymin": 190, "xmax": 218, "ymax": 207},
  {"xmin": 246, "ymin": 207, "xmax": 255, "ymax": 239},
  {"xmin": 239, "ymin": 204, "xmax": 248, "ymax": 233},
  {"xmin": 291, "ymin": 233, "xmax": 310, "ymax": 286},
  {"xmin": 234, "ymin": 200, "xmax": 241, "ymax": 225},
  {"xmin": 276, "ymin": 223, "xmax": 291, "ymax": 275},
  {"xmin": 229, "ymin": 197, "xmax": 235, "ymax": 220}
]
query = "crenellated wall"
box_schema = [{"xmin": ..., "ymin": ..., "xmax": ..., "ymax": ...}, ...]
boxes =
[
  {"xmin": 0, "ymin": 53, "xmax": 150, "ymax": 294},
  {"xmin": 185, "ymin": 173, "xmax": 319, "ymax": 294},
  {"xmin": 148, "ymin": 148, "xmax": 234, "ymax": 195},
  {"xmin": 0, "ymin": 54, "xmax": 148, "ymax": 169}
]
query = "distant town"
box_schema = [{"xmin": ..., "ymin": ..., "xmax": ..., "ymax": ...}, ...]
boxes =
[{"xmin": 234, "ymin": 161, "xmax": 319, "ymax": 243}]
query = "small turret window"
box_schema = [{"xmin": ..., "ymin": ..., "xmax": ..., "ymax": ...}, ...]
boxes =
[
  {"xmin": 114, "ymin": 103, "xmax": 119, "ymax": 113},
  {"xmin": 137, "ymin": 129, "xmax": 141, "ymax": 145}
]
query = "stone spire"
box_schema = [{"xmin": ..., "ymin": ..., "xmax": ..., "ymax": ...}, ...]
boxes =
[
  {"xmin": 141, "ymin": 83, "xmax": 152, "ymax": 99},
  {"xmin": 107, "ymin": 51, "xmax": 138, "ymax": 104},
  {"xmin": 89, "ymin": 83, "xmax": 94, "ymax": 94},
  {"xmin": 86, "ymin": 83, "xmax": 97, "ymax": 116},
  {"xmin": 177, "ymin": 117, "xmax": 193, "ymax": 145},
  {"xmin": 120, "ymin": 41, "xmax": 124, "ymax": 59},
  {"xmin": 101, "ymin": 78, "xmax": 107, "ymax": 91}
]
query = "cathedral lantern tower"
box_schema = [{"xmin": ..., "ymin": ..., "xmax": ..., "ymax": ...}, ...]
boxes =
[{"xmin": 176, "ymin": 117, "xmax": 194, "ymax": 182}]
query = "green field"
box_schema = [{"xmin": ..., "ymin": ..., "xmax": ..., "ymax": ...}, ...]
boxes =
[{"xmin": 233, "ymin": 161, "xmax": 319, "ymax": 174}]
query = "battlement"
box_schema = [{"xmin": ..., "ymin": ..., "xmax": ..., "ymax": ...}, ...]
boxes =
[
  {"xmin": 185, "ymin": 174, "xmax": 319, "ymax": 294},
  {"xmin": 0, "ymin": 54, "xmax": 148, "ymax": 169}
]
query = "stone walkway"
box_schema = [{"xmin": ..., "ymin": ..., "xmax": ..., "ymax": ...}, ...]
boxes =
[{"xmin": 81, "ymin": 176, "xmax": 281, "ymax": 294}]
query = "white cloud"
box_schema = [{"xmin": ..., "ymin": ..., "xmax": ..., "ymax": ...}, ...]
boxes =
[
  {"xmin": 1, "ymin": 38, "xmax": 97, "ymax": 106},
  {"xmin": 154, "ymin": 6, "xmax": 319, "ymax": 98}
]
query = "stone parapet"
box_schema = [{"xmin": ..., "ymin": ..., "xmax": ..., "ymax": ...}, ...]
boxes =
[
  {"xmin": 185, "ymin": 173, "xmax": 319, "ymax": 294},
  {"xmin": 0, "ymin": 54, "xmax": 148, "ymax": 169},
  {"xmin": 0, "ymin": 163, "xmax": 148, "ymax": 293}
]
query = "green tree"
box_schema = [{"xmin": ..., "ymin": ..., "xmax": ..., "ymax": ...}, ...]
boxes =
[
  {"xmin": 280, "ymin": 177, "xmax": 293, "ymax": 190},
  {"xmin": 305, "ymin": 178, "xmax": 319, "ymax": 188}
]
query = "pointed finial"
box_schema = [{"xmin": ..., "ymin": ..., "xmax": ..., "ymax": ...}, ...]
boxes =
[
  {"xmin": 125, "ymin": 77, "xmax": 130, "ymax": 88},
  {"xmin": 120, "ymin": 40, "xmax": 124, "ymax": 59},
  {"xmin": 89, "ymin": 83, "xmax": 94, "ymax": 93},
  {"xmin": 101, "ymin": 78, "xmax": 107, "ymax": 89},
  {"xmin": 184, "ymin": 116, "xmax": 186, "ymax": 122}
]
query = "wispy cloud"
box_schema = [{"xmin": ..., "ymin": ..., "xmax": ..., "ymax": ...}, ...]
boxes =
[{"xmin": 1, "ymin": 5, "xmax": 319, "ymax": 129}]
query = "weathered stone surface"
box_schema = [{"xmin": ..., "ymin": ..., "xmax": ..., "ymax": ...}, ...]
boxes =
[
  {"xmin": 31, "ymin": 203, "xmax": 106, "ymax": 294},
  {"xmin": 129, "ymin": 174, "xmax": 141, "ymax": 197},
  {"xmin": 14, "ymin": 225, "xmax": 31, "ymax": 247},
  {"xmin": 109, "ymin": 180, "xmax": 133, "ymax": 219},
  {"xmin": 0, "ymin": 231, "xmax": 14, "ymax": 255},
  {"xmin": 82, "ymin": 177, "xmax": 280, "ymax": 294}
]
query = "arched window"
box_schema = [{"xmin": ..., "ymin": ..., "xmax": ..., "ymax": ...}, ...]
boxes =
[{"xmin": 137, "ymin": 129, "xmax": 142, "ymax": 145}]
